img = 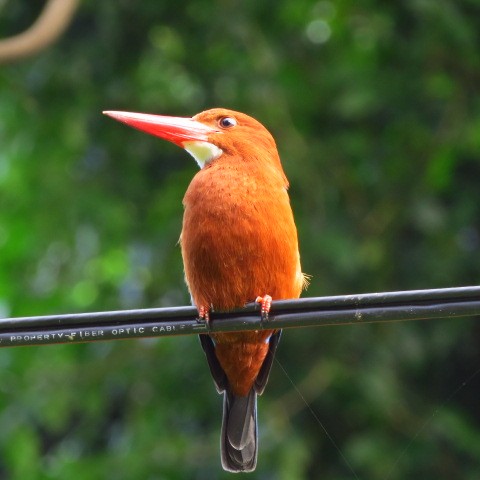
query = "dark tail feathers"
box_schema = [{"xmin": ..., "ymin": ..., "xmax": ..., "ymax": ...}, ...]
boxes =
[{"xmin": 221, "ymin": 388, "xmax": 257, "ymax": 472}]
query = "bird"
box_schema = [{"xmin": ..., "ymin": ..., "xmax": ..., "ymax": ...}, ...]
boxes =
[{"xmin": 103, "ymin": 107, "xmax": 307, "ymax": 472}]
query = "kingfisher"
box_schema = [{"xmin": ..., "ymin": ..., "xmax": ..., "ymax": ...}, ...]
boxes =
[{"xmin": 104, "ymin": 108, "xmax": 307, "ymax": 472}]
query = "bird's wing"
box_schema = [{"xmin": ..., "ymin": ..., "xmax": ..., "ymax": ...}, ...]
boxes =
[
  {"xmin": 254, "ymin": 329, "xmax": 282, "ymax": 395},
  {"xmin": 199, "ymin": 334, "xmax": 228, "ymax": 393},
  {"xmin": 200, "ymin": 330, "xmax": 282, "ymax": 395}
]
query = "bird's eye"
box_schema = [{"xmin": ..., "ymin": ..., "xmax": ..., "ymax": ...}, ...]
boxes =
[{"xmin": 218, "ymin": 117, "xmax": 237, "ymax": 128}]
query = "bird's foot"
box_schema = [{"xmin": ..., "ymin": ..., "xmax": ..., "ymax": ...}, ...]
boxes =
[
  {"xmin": 256, "ymin": 295, "xmax": 272, "ymax": 322},
  {"xmin": 197, "ymin": 305, "xmax": 211, "ymax": 329}
]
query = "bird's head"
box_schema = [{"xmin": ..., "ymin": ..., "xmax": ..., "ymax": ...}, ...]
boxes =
[{"xmin": 103, "ymin": 108, "xmax": 286, "ymax": 182}]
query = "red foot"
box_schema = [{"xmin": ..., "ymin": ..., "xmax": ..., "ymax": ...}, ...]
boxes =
[
  {"xmin": 256, "ymin": 295, "xmax": 272, "ymax": 321},
  {"xmin": 198, "ymin": 305, "xmax": 210, "ymax": 324}
]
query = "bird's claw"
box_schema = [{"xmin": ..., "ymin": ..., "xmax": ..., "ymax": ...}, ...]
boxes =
[
  {"xmin": 196, "ymin": 305, "xmax": 211, "ymax": 329},
  {"xmin": 256, "ymin": 295, "xmax": 272, "ymax": 322}
]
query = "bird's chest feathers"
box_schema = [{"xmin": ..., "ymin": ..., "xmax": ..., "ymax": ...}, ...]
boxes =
[
  {"xmin": 181, "ymin": 164, "xmax": 291, "ymax": 269},
  {"xmin": 183, "ymin": 165, "xmax": 283, "ymax": 226},
  {"xmin": 180, "ymin": 163, "xmax": 300, "ymax": 308}
]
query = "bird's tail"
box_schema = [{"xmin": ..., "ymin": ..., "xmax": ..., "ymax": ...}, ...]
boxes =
[{"xmin": 221, "ymin": 388, "xmax": 258, "ymax": 472}]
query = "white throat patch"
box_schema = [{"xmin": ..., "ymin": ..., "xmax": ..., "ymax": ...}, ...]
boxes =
[{"xmin": 183, "ymin": 141, "xmax": 223, "ymax": 169}]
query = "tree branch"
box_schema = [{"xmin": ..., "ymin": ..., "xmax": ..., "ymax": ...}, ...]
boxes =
[{"xmin": 0, "ymin": 0, "xmax": 80, "ymax": 63}]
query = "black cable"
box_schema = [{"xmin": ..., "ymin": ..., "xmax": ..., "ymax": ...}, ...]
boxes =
[{"xmin": 1, "ymin": 286, "xmax": 479, "ymax": 348}]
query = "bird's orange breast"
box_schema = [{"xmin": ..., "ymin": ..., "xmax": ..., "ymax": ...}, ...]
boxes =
[
  {"xmin": 181, "ymin": 158, "xmax": 302, "ymax": 310},
  {"xmin": 180, "ymin": 157, "xmax": 302, "ymax": 396}
]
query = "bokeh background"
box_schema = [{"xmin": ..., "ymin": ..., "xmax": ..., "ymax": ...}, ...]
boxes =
[{"xmin": 1, "ymin": 1, "xmax": 480, "ymax": 478}]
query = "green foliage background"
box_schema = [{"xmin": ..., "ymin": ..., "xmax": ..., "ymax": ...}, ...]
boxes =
[{"xmin": 1, "ymin": 1, "xmax": 480, "ymax": 478}]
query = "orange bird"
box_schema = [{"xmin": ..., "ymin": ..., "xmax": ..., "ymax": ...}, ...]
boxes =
[{"xmin": 103, "ymin": 108, "xmax": 306, "ymax": 472}]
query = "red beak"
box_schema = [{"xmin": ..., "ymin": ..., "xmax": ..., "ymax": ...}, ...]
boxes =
[{"xmin": 103, "ymin": 110, "xmax": 219, "ymax": 147}]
